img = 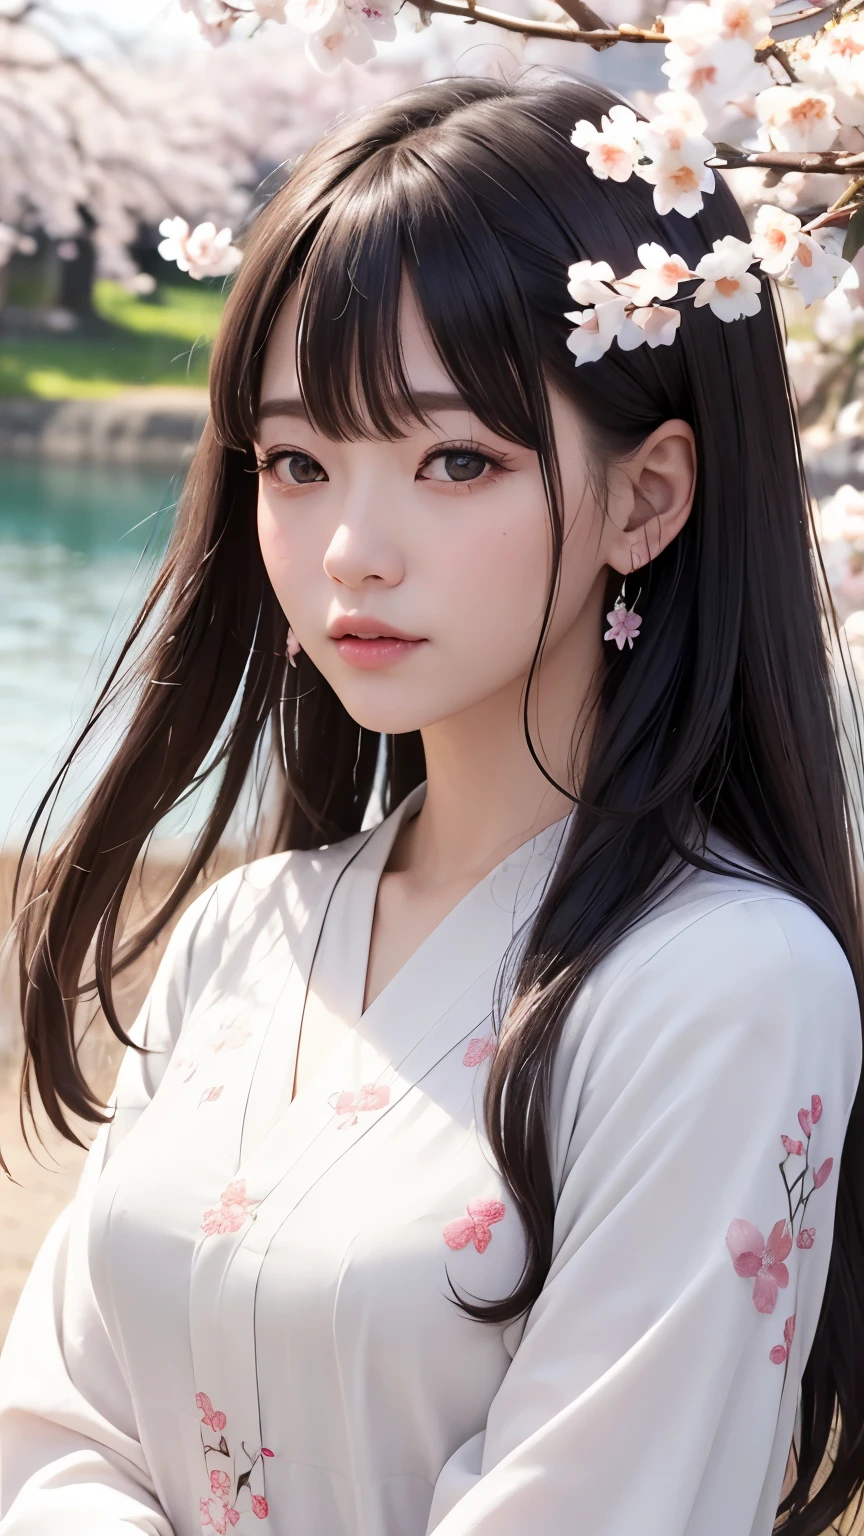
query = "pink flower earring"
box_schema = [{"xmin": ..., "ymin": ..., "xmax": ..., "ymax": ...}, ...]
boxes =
[
  {"xmin": 286, "ymin": 627, "xmax": 301, "ymax": 668},
  {"xmin": 604, "ymin": 548, "xmax": 643, "ymax": 652}
]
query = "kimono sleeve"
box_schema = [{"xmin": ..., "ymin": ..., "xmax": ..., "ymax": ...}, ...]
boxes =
[
  {"xmin": 426, "ymin": 894, "xmax": 862, "ymax": 1536},
  {"xmin": 0, "ymin": 885, "xmax": 215, "ymax": 1535}
]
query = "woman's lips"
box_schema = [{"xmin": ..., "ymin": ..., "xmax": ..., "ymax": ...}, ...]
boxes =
[{"xmin": 333, "ymin": 636, "xmax": 426, "ymax": 670}]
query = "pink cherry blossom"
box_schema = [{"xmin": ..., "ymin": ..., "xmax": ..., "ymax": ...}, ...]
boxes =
[
  {"xmin": 157, "ymin": 217, "xmax": 242, "ymax": 280},
  {"xmin": 604, "ymin": 603, "xmax": 642, "ymax": 650},
  {"xmin": 210, "ymin": 1470, "xmax": 230, "ymax": 1497},
  {"xmin": 813, "ymin": 1157, "xmax": 833, "ymax": 1189},
  {"xmin": 726, "ymin": 1217, "xmax": 792, "ymax": 1313},
  {"xmin": 201, "ymin": 1178, "xmax": 259, "ymax": 1236},
  {"xmin": 224, "ymin": 1511, "xmax": 240, "ymax": 1529},
  {"xmin": 463, "ymin": 1035, "xmax": 495, "ymax": 1067},
  {"xmin": 770, "ymin": 1313, "xmax": 796, "ymax": 1363},
  {"xmin": 797, "ymin": 1227, "xmax": 816, "ymax": 1249},
  {"xmin": 811, "ymin": 1095, "xmax": 823, "ymax": 1124},
  {"xmin": 782, "ymin": 1134, "xmax": 805, "ymax": 1156},
  {"xmin": 798, "ymin": 1106, "xmax": 812, "ymax": 1136},
  {"xmin": 252, "ymin": 1495, "xmax": 270, "ymax": 1518},
  {"xmin": 261, "ymin": 1447, "xmax": 274, "ymax": 1457},
  {"xmin": 196, "ymin": 1392, "xmax": 227, "ymax": 1432},
  {"xmin": 331, "ymin": 1083, "xmax": 390, "ymax": 1128},
  {"xmin": 443, "ymin": 1198, "xmax": 506, "ymax": 1255}
]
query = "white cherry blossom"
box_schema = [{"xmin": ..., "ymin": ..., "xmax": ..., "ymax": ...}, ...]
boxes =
[
  {"xmin": 751, "ymin": 205, "xmax": 803, "ymax": 275},
  {"xmin": 692, "ymin": 235, "xmax": 761, "ymax": 320},
  {"xmin": 565, "ymin": 259, "xmax": 617, "ymax": 307},
  {"xmin": 566, "ymin": 297, "xmax": 631, "ymax": 365},
  {"xmin": 650, "ymin": 91, "xmax": 708, "ymax": 136},
  {"xmin": 636, "ymin": 116, "xmax": 716, "ymax": 217},
  {"xmin": 571, "ymin": 105, "xmax": 642, "ymax": 184},
  {"xmin": 789, "ymin": 235, "xmax": 854, "ymax": 307},
  {"xmin": 619, "ymin": 304, "xmax": 682, "ymax": 349},
  {"xmin": 179, "ymin": 0, "xmax": 237, "ymax": 43},
  {"xmin": 754, "ymin": 84, "xmax": 839, "ymax": 153},
  {"xmin": 614, "ymin": 243, "xmax": 695, "ymax": 305},
  {"xmin": 158, "ymin": 218, "xmax": 243, "ymax": 279},
  {"xmin": 710, "ymin": 0, "xmax": 772, "ymax": 46}
]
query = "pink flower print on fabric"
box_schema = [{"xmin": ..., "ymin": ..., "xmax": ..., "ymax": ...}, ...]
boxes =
[
  {"xmin": 196, "ymin": 1393, "xmax": 227, "ymax": 1432},
  {"xmin": 728, "ymin": 1092, "xmax": 834, "ymax": 1330},
  {"xmin": 330, "ymin": 1083, "xmax": 390, "ymax": 1129},
  {"xmin": 463, "ymin": 1035, "xmax": 495, "ymax": 1067},
  {"xmin": 443, "ymin": 1198, "xmax": 506, "ymax": 1255},
  {"xmin": 200, "ymin": 1496, "xmax": 240, "ymax": 1532},
  {"xmin": 726, "ymin": 1218, "xmax": 792, "ymax": 1314},
  {"xmin": 603, "ymin": 603, "xmax": 642, "ymax": 650},
  {"xmin": 198, "ymin": 1086, "xmax": 224, "ymax": 1108},
  {"xmin": 212, "ymin": 1021, "xmax": 252, "ymax": 1053},
  {"xmin": 201, "ymin": 1179, "xmax": 259, "ymax": 1236},
  {"xmin": 770, "ymin": 1314, "xmax": 796, "ymax": 1366},
  {"xmin": 196, "ymin": 1392, "xmax": 272, "ymax": 1527}
]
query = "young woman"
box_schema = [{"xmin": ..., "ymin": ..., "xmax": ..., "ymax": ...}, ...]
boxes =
[{"xmin": 1, "ymin": 70, "xmax": 863, "ymax": 1536}]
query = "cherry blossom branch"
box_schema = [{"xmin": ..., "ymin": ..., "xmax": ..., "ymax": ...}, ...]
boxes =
[
  {"xmin": 405, "ymin": 0, "xmax": 669, "ymax": 44},
  {"xmin": 707, "ymin": 149, "xmax": 864, "ymax": 175}
]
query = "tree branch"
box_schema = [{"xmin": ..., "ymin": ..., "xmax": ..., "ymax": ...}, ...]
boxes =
[{"xmin": 709, "ymin": 148, "xmax": 864, "ymax": 173}]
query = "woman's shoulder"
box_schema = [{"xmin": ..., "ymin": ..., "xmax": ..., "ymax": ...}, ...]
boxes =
[
  {"xmin": 158, "ymin": 828, "xmax": 372, "ymax": 999},
  {"xmin": 559, "ymin": 846, "xmax": 861, "ymax": 1090}
]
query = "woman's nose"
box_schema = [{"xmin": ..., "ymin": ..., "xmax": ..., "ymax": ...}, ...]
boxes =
[{"xmin": 322, "ymin": 503, "xmax": 404, "ymax": 590}]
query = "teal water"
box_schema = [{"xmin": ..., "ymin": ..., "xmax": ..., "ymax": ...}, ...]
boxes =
[{"xmin": 0, "ymin": 460, "xmax": 181, "ymax": 848}]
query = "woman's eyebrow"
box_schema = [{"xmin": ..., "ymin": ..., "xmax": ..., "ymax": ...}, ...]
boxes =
[{"xmin": 257, "ymin": 389, "xmax": 471, "ymax": 423}]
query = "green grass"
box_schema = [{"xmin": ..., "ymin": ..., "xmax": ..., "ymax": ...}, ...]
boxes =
[{"xmin": 0, "ymin": 281, "xmax": 226, "ymax": 399}]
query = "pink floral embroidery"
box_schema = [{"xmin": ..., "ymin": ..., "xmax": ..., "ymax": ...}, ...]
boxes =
[
  {"xmin": 199, "ymin": 1086, "xmax": 224, "ymax": 1108},
  {"xmin": 462, "ymin": 1035, "xmax": 495, "ymax": 1067},
  {"xmin": 726, "ymin": 1218, "xmax": 792, "ymax": 1314},
  {"xmin": 196, "ymin": 1393, "xmax": 227, "ymax": 1432},
  {"xmin": 770, "ymin": 1314, "xmax": 796, "ymax": 1366},
  {"xmin": 443, "ymin": 1198, "xmax": 506, "ymax": 1254},
  {"xmin": 330, "ymin": 1084, "xmax": 390, "ymax": 1129},
  {"xmin": 201, "ymin": 1179, "xmax": 259, "ymax": 1236},
  {"xmin": 213, "ymin": 1022, "xmax": 253, "ymax": 1053},
  {"xmin": 196, "ymin": 1394, "xmax": 272, "ymax": 1528},
  {"xmin": 727, "ymin": 1093, "xmax": 835, "ymax": 1372}
]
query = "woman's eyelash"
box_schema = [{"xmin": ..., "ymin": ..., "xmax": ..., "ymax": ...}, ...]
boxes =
[{"xmin": 417, "ymin": 441, "xmax": 510, "ymax": 477}]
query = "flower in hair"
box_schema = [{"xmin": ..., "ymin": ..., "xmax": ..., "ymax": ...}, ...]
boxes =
[
  {"xmin": 614, "ymin": 242, "xmax": 697, "ymax": 306},
  {"xmin": 566, "ymin": 259, "xmax": 620, "ymax": 307},
  {"xmin": 565, "ymin": 297, "xmax": 632, "ymax": 365},
  {"xmin": 692, "ymin": 236, "xmax": 762, "ymax": 320},
  {"xmin": 570, "ymin": 105, "xmax": 642, "ymax": 184}
]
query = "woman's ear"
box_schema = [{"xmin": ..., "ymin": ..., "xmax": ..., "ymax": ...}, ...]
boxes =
[{"xmin": 602, "ymin": 419, "xmax": 697, "ymax": 575}]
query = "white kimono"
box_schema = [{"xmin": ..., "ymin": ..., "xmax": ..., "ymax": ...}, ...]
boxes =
[{"xmin": 0, "ymin": 781, "xmax": 860, "ymax": 1536}]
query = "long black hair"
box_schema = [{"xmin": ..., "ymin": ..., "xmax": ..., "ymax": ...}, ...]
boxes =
[{"xmin": 14, "ymin": 72, "xmax": 864, "ymax": 1533}]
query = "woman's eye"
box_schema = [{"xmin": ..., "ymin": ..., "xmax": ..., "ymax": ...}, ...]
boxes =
[
  {"xmin": 265, "ymin": 452, "xmax": 327, "ymax": 487},
  {"xmin": 419, "ymin": 450, "xmax": 496, "ymax": 485}
]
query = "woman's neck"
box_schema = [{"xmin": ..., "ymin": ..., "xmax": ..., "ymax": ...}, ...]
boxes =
[{"xmin": 387, "ymin": 581, "xmax": 605, "ymax": 889}]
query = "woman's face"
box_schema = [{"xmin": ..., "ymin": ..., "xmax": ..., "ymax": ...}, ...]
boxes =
[{"xmin": 254, "ymin": 282, "xmax": 619, "ymax": 737}]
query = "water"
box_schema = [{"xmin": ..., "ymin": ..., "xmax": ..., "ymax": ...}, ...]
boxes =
[{"xmin": 0, "ymin": 459, "xmax": 181, "ymax": 849}]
